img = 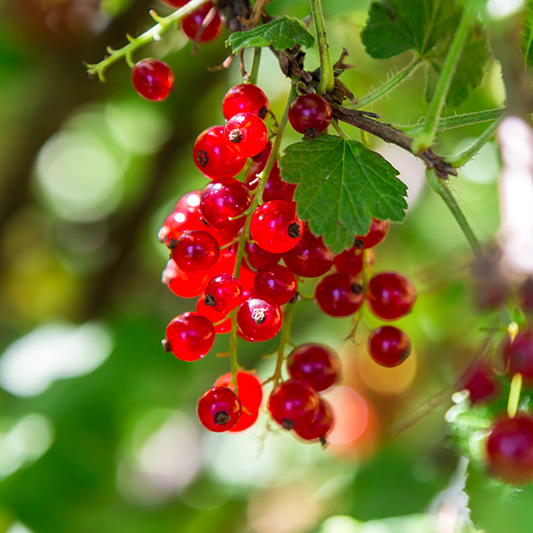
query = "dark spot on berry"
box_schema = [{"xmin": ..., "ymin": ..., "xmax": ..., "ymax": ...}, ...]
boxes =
[
  {"xmin": 351, "ymin": 282, "xmax": 363, "ymax": 295},
  {"xmin": 304, "ymin": 127, "xmax": 320, "ymax": 139},
  {"xmin": 197, "ymin": 150, "xmax": 209, "ymax": 168},
  {"xmin": 288, "ymin": 223, "xmax": 301, "ymax": 239},
  {"xmin": 229, "ymin": 129, "xmax": 243, "ymax": 144},
  {"xmin": 353, "ymin": 238, "xmax": 364, "ymax": 249},
  {"xmin": 400, "ymin": 349, "xmax": 410, "ymax": 362},
  {"xmin": 259, "ymin": 106, "xmax": 268, "ymax": 119},
  {"xmin": 320, "ymin": 436, "xmax": 328, "ymax": 448},
  {"xmin": 161, "ymin": 338, "xmax": 171, "ymax": 352},
  {"xmin": 214, "ymin": 411, "xmax": 230, "ymax": 425},
  {"xmin": 204, "ymin": 294, "xmax": 216, "ymax": 307},
  {"xmin": 289, "ymin": 292, "xmax": 301, "ymax": 304},
  {"xmin": 281, "ymin": 418, "xmax": 295, "ymax": 430}
]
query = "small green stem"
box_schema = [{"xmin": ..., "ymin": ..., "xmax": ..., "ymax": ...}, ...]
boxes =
[
  {"xmin": 352, "ymin": 55, "xmax": 421, "ymax": 109},
  {"xmin": 247, "ymin": 47, "xmax": 262, "ymax": 85},
  {"xmin": 425, "ymin": 168, "xmax": 483, "ymax": 257},
  {"xmin": 508, "ymin": 373, "xmax": 523, "ymax": 418},
  {"xmin": 229, "ymin": 308, "xmax": 239, "ymax": 392},
  {"xmin": 86, "ymin": 0, "xmax": 209, "ymax": 80},
  {"xmin": 271, "ymin": 302, "xmax": 297, "ymax": 386},
  {"xmin": 413, "ymin": 2, "xmax": 477, "ymax": 152},
  {"xmin": 332, "ymin": 119, "xmax": 348, "ymax": 138},
  {"xmin": 309, "ymin": 0, "xmax": 334, "ymax": 94},
  {"xmin": 445, "ymin": 118, "xmax": 502, "ymax": 167}
]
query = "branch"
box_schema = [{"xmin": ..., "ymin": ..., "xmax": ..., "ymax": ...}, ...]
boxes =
[{"xmin": 309, "ymin": 0, "xmax": 334, "ymax": 94}]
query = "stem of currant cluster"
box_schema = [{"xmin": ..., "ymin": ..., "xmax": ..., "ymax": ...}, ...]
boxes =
[
  {"xmin": 507, "ymin": 373, "xmax": 523, "ymax": 418},
  {"xmin": 271, "ymin": 301, "xmax": 297, "ymax": 386},
  {"xmin": 85, "ymin": 0, "xmax": 209, "ymax": 80},
  {"xmin": 247, "ymin": 47, "xmax": 262, "ymax": 85},
  {"xmin": 309, "ymin": 0, "xmax": 334, "ymax": 94}
]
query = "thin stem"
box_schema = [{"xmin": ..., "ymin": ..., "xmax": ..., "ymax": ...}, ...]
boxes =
[
  {"xmin": 86, "ymin": 0, "xmax": 209, "ymax": 80},
  {"xmin": 445, "ymin": 118, "xmax": 502, "ymax": 167},
  {"xmin": 425, "ymin": 168, "xmax": 483, "ymax": 257},
  {"xmin": 331, "ymin": 119, "xmax": 347, "ymax": 138},
  {"xmin": 507, "ymin": 373, "xmax": 523, "ymax": 418},
  {"xmin": 309, "ymin": 0, "xmax": 334, "ymax": 94},
  {"xmin": 247, "ymin": 47, "xmax": 262, "ymax": 85},
  {"xmin": 229, "ymin": 308, "xmax": 239, "ymax": 393},
  {"xmin": 413, "ymin": 2, "xmax": 477, "ymax": 152},
  {"xmin": 271, "ymin": 302, "xmax": 297, "ymax": 386},
  {"xmin": 352, "ymin": 55, "xmax": 421, "ymax": 109}
]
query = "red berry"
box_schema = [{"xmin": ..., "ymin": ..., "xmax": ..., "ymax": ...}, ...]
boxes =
[
  {"xmin": 268, "ymin": 380, "xmax": 319, "ymax": 431},
  {"xmin": 334, "ymin": 247, "xmax": 375, "ymax": 277},
  {"xmin": 131, "ymin": 59, "xmax": 174, "ymax": 102},
  {"xmin": 204, "ymin": 274, "xmax": 242, "ymax": 313},
  {"xmin": 288, "ymin": 93, "xmax": 332, "ymax": 137},
  {"xmin": 181, "ymin": 2, "xmax": 223, "ymax": 43},
  {"xmin": 196, "ymin": 295, "xmax": 232, "ymax": 334},
  {"xmin": 459, "ymin": 363, "xmax": 501, "ymax": 405},
  {"xmin": 206, "ymin": 246, "xmax": 237, "ymax": 279},
  {"xmin": 254, "ymin": 264, "xmax": 297, "ymax": 305},
  {"xmin": 224, "ymin": 112, "xmax": 268, "ymax": 158},
  {"xmin": 294, "ymin": 397, "xmax": 334, "ymax": 443},
  {"xmin": 282, "ymin": 227, "xmax": 334, "ymax": 278},
  {"xmin": 244, "ymin": 240, "xmax": 282, "ymax": 270},
  {"xmin": 250, "ymin": 200, "xmax": 304, "ymax": 254},
  {"xmin": 486, "ymin": 415, "xmax": 533, "ymax": 484},
  {"xmin": 315, "ymin": 272, "xmax": 364, "ymax": 317},
  {"xmin": 164, "ymin": 312, "xmax": 215, "ymax": 361},
  {"xmin": 245, "ymin": 159, "xmax": 296, "ymax": 203},
  {"xmin": 170, "ymin": 230, "xmax": 219, "ymax": 272},
  {"xmin": 193, "ymin": 125, "xmax": 246, "ymax": 180},
  {"xmin": 366, "ymin": 271, "xmax": 416, "ymax": 321},
  {"xmin": 197, "ymin": 387, "xmax": 242, "ymax": 432},
  {"xmin": 222, "ymin": 84, "xmax": 269, "ymax": 120},
  {"xmin": 162, "ymin": 259, "xmax": 209, "ymax": 298},
  {"xmin": 236, "ymin": 296, "xmax": 282, "ymax": 342},
  {"xmin": 354, "ymin": 217, "xmax": 390, "ymax": 249},
  {"xmin": 200, "ymin": 177, "xmax": 251, "ymax": 233},
  {"xmin": 503, "ymin": 330, "xmax": 533, "ymax": 385},
  {"xmin": 368, "ymin": 326, "xmax": 411, "ymax": 367},
  {"xmin": 286, "ymin": 343, "xmax": 341, "ymax": 392}
]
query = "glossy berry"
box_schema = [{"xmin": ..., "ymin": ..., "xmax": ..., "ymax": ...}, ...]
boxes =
[
  {"xmin": 193, "ymin": 126, "xmax": 246, "ymax": 180},
  {"xmin": 224, "ymin": 112, "xmax": 268, "ymax": 158},
  {"xmin": 315, "ymin": 272, "xmax": 364, "ymax": 317},
  {"xmin": 268, "ymin": 380, "xmax": 319, "ymax": 431},
  {"xmin": 288, "ymin": 93, "xmax": 332, "ymax": 137},
  {"xmin": 244, "ymin": 241, "xmax": 282, "ymax": 270},
  {"xmin": 200, "ymin": 177, "xmax": 251, "ymax": 233},
  {"xmin": 181, "ymin": 2, "xmax": 223, "ymax": 44},
  {"xmin": 334, "ymin": 247, "xmax": 375, "ymax": 277},
  {"xmin": 197, "ymin": 387, "xmax": 242, "ymax": 432},
  {"xmin": 196, "ymin": 295, "xmax": 232, "ymax": 334},
  {"xmin": 366, "ymin": 271, "xmax": 416, "ymax": 321},
  {"xmin": 131, "ymin": 59, "xmax": 174, "ymax": 102},
  {"xmin": 250, "ymin": 200, "xmax": 304, "ymax": 254},
  {"xmin": 254, "ymin": 264, "xmax": 297, "ymax": 305},
  {"xmin": 354, "ymin": 217, "xmax": 390, "ymax": 249},
  {"xmin": 294, "ymin": 397, "xmax": 334, "ymax": 443},
  {"xmin": 503, "ymin": 330, "xmax": 533, "ymax": 385},
  {"xmin": 206, "ymin": 246, "xmax": 237, "ymax": 279},
  {"xmin": 460, "ymin": 363, "xmax": 501, "ymax": 405},
  {"xmin": 286, "ymin": 343, "xmax": 341, "ymax": 392},
  {"xmin": 282, "ymin": 227, "xmax": 334, "ymax": 278},
  {"xmin": 368, "ymin": 326, "xmax": 411, "ymax": 367},
  {"xmin": 486, "ymin": 415, "xmax": 533, "ymax": 484},
  {"xmin": 158, "ymin": 190, "xmax": 204, "ymax": 244},
  {"xmin": 204, "ymin": 274, "xmax": 242, "ymax": 313},
  {"xmin": 237, "ymin": 296, "xmax": 282, "ymax": 342},
  {"xmin": 164, "ymin": 312, "xmax": 215, "ymax": 361},
  {"xmin": 222, "ymin": 83, "xmax": 269, "ymax": 120},
  {"xmin": 245, "ymin": 159, "xmax": 296, "ymax": 203},
  {"xmin": 162, "ymin": 259, "xmax": 209, "ymax": 299},
  {"xmin": 170, "ymin": 230, "xmax": 219, "ymax": 272}
]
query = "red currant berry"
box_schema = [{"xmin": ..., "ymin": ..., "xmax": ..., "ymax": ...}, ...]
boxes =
[
  {"xmin": 236, "ymin": 296, "xmax": 282, "ymax": 342},
  {"xmin": 224, "ymin": 112, "xmax": 268, "ymax": 158},
  {"xmin": 286, "ymin": 343, "xmax": 341, "ymax": 392},
  {"xmin": 239, "ymin": 263, "xmax": 257, "ymax": 292},
  {"xmin": 368, "ymin": 326, "xmax": 411, "ymax": 367},
  {"xmin": 245, "ymin": 159, "xmax": 296, "ymax": 203},
  {"xmin": 205, "ymin": 246, "xmax": 237, "ymax": 279},
  {"xmin": 282, "ymin": 227, "xmax": 334, "ymax": 278},
  {"xmin": 268, "ymin": 380, "xmax": 319, "ymax": 431},
  {"xmin": 366, "ymin": 271, "xmax": 416, "ymax": 320},
  {"xmin": 294, "ymin": 397, "xmax": 334, "ymax": 443},
  {"xmin": 181, "ymin": 2, "xmax": 223, "ymax": 43},
  {"xmin": 162, "ymin": 259, "xmax": 209, "ymax": 298},
  {"xmin": 250, "ymin": 200, "xmax": 304, "ymax": 254},
  {"xmin": 459, "ymin": 363, "xmax": 501, "ymax": 405},
  {"xmin": 222, "ymin": 83, "xmax": 270, "ymax": 120},
  {"xmin": 197, "ymin": 387, "xmax": 241, "ymax": 432},
  {"xmin": 334, "ymin": 247, "xmax": 375, "ymax": 277},
  {"xmin": 486, "ymin": 415, "xmax": 533, "ymax": 484},
  {"xmin": 158, "ymin": 191, "xmax": 204, "ymax": 244},
  {"xmin": 251, "ymin": 140, "xmax": 272, "ymax": 164},
  {"xmin": 193, "ymin": 125, "xmax": 246, "ymax": 180},
  {"xmin": 288, "ymin": 93, "xmax": 332, "ymax": 137},
  {"xmin": 196, "ymin": 295, "xmax": 232, "ymax": 334},
  {"xmin": 315, "ymin": 272, "xmax": 364, "ymax": 317},
  {"xmin": 131, "ymin": 59, "xmax": 174, "ymax": 102},
  {"xmin": 354, "ymin": 217, "xmax": 390, "ymax": 249},
  {"xmin": 164, "ymin": 312, "xmax": 215, "ymax": 361},
  {"xmin": 244, "ymin": 240, "xmax": 282, "ymax": 270},
  {"xmin": 503, "ymin": 330, "xmax": 533, "ymax": 385},
  {"xmin": 254, "ymin": 264, "xmax": 297, "ymax": 305},
  {"xmin": 200, "ymin": 177, "xmax": 251, "ymax": 234},
  {"xmin": 204, "ymin": 274, "xmax": 242, "ymax": 313},
  {"xmin": 170, "ymin": 230, "xmax": 219, "ymax": 272}
]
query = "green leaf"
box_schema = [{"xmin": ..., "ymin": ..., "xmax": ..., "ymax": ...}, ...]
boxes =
[
  {"xmin": 225, "ymin": 16, "xmax": 314, "ymax": 54},
  {"xmin": 523, "ymin": 0, "xmax": 533, "ymax": 68},
  {"xmin": 279, "ymin": 134, "xmax": 407, "ymax": 254},
  {"xmin": 361, "ymin": 0, "xmax": 489, "ymax": 106}
]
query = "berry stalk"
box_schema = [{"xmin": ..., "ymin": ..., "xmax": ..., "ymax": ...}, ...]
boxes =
[
  {"xmin": 270, "ymin": 300, "xmax": 297, "ymax": 387},
  {"xmin": 309, "ymin": 0, "xmax": 334, "ymax": 95},
  {"xmin": 247, "ymin": 47, "xmax": 262, "ymax": 86}
]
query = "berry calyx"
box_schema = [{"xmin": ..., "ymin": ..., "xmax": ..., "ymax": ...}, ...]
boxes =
[
  {"xmin": 254, "ymin": 264, "xmax": 297, "ymax": 305},
  {"xmin": 224, "ymin": 112, "xmax": 268, "ymax": 158},
  {"xmin": 503, "ymin": 330, "xmax": 533, "ymax": 385},
  {"xmin": 366, "ymin": 271, "xmax": 416, "ymax": 321},
  {"xmin": 314, "ymin": 272, "xmax": 364, "ymax": 317},
  {"xmin": 268, "ymin": 380, "xmax": 319, "ymax": 431},
  {"xmin": 170, "ymin": 230, "xmax": 219, "ymax": 272},
  {"xmin": 181, "ymin": 2, "xmax": 223, "ymax": 44},
  {"xmin": 131, "ymin": 59, "xmax": 174, "ymax": 102},
  {"xmin": 354, "ymin": 217, "xmax": 390, "ymax": 249},
  {"xmin": 222, "ymin": 84, "xmax": 269, "ymax": 120},
  {"xmin": 197, "ymin": 387, "xmax": 242, "ymax": 432},
  {"xmin": 367, "ymin": 326, "xmax": 411, "ymax": 367},
  {"xmin": 164, "ymin": 312, "xmax": 215, "ymax": 361},
  {"xmin": 288, "ymin": 93, "xmax": 332, "ymax": 137},
  {"xmin": 236, "ymin": 296, "xmax": 282, "ymax": 342},
  {"xmin": 204, "ymin": 274, "xmax": 242, "ymax": 313},
  {"xmin": 294, "ymin": 397, "xmax": 334, "ymax": 444}
]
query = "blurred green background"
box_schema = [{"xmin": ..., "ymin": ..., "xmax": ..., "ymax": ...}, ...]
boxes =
[{"xmin": 0, "ymin": 0, "xmax": 529, "ymax": 532}]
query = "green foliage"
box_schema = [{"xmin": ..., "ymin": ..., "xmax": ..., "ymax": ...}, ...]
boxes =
[
  {"xmin": 279, "ymin": 134, "xmax": 407, "ymax": 253},
  {"xmin": 225, "ymin": 16, "xmax": 315, "ymax": 53},
  {"xmin": 523, "ymin": 0, "xmax": 533, "ymax": 68}
]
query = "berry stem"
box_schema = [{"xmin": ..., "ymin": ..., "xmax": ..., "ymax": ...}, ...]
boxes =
[
  {"xmin": 86, "ymin": 0, "xmax": 209, "ymax": 81},
  {"xmin": 271, "ymin": 301, "xmax": 297, "ymax": 386},
  {"xmin": 412, "ymin": 2, "xmax": 477, "ymax": 153},
  {"xmin": 247, "ymin": 47, "xmax": 262, "ymax": 85},
  {"xmin": 309, "ymin": 0, "xmax": 334, "ymax": 95},
  {"xmin": 507, "ymin": 372, "xmax": 523, "ymax": 418}
]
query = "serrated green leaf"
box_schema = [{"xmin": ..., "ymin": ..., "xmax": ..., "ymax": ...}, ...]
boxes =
[
  {"xmin": 361, "ymin": 0, "xmax": 489, "ymax": 106},
  {"xmin": 225, "ymin": 16, "xmax": 314, "ymax": 54},
  {"xmin": 523, "ymin": 0, "xmax": 533, "ymax": 68},
  {"xmin": 279, "ymin": 134, "xmax": 407, "ymax": 254}
]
